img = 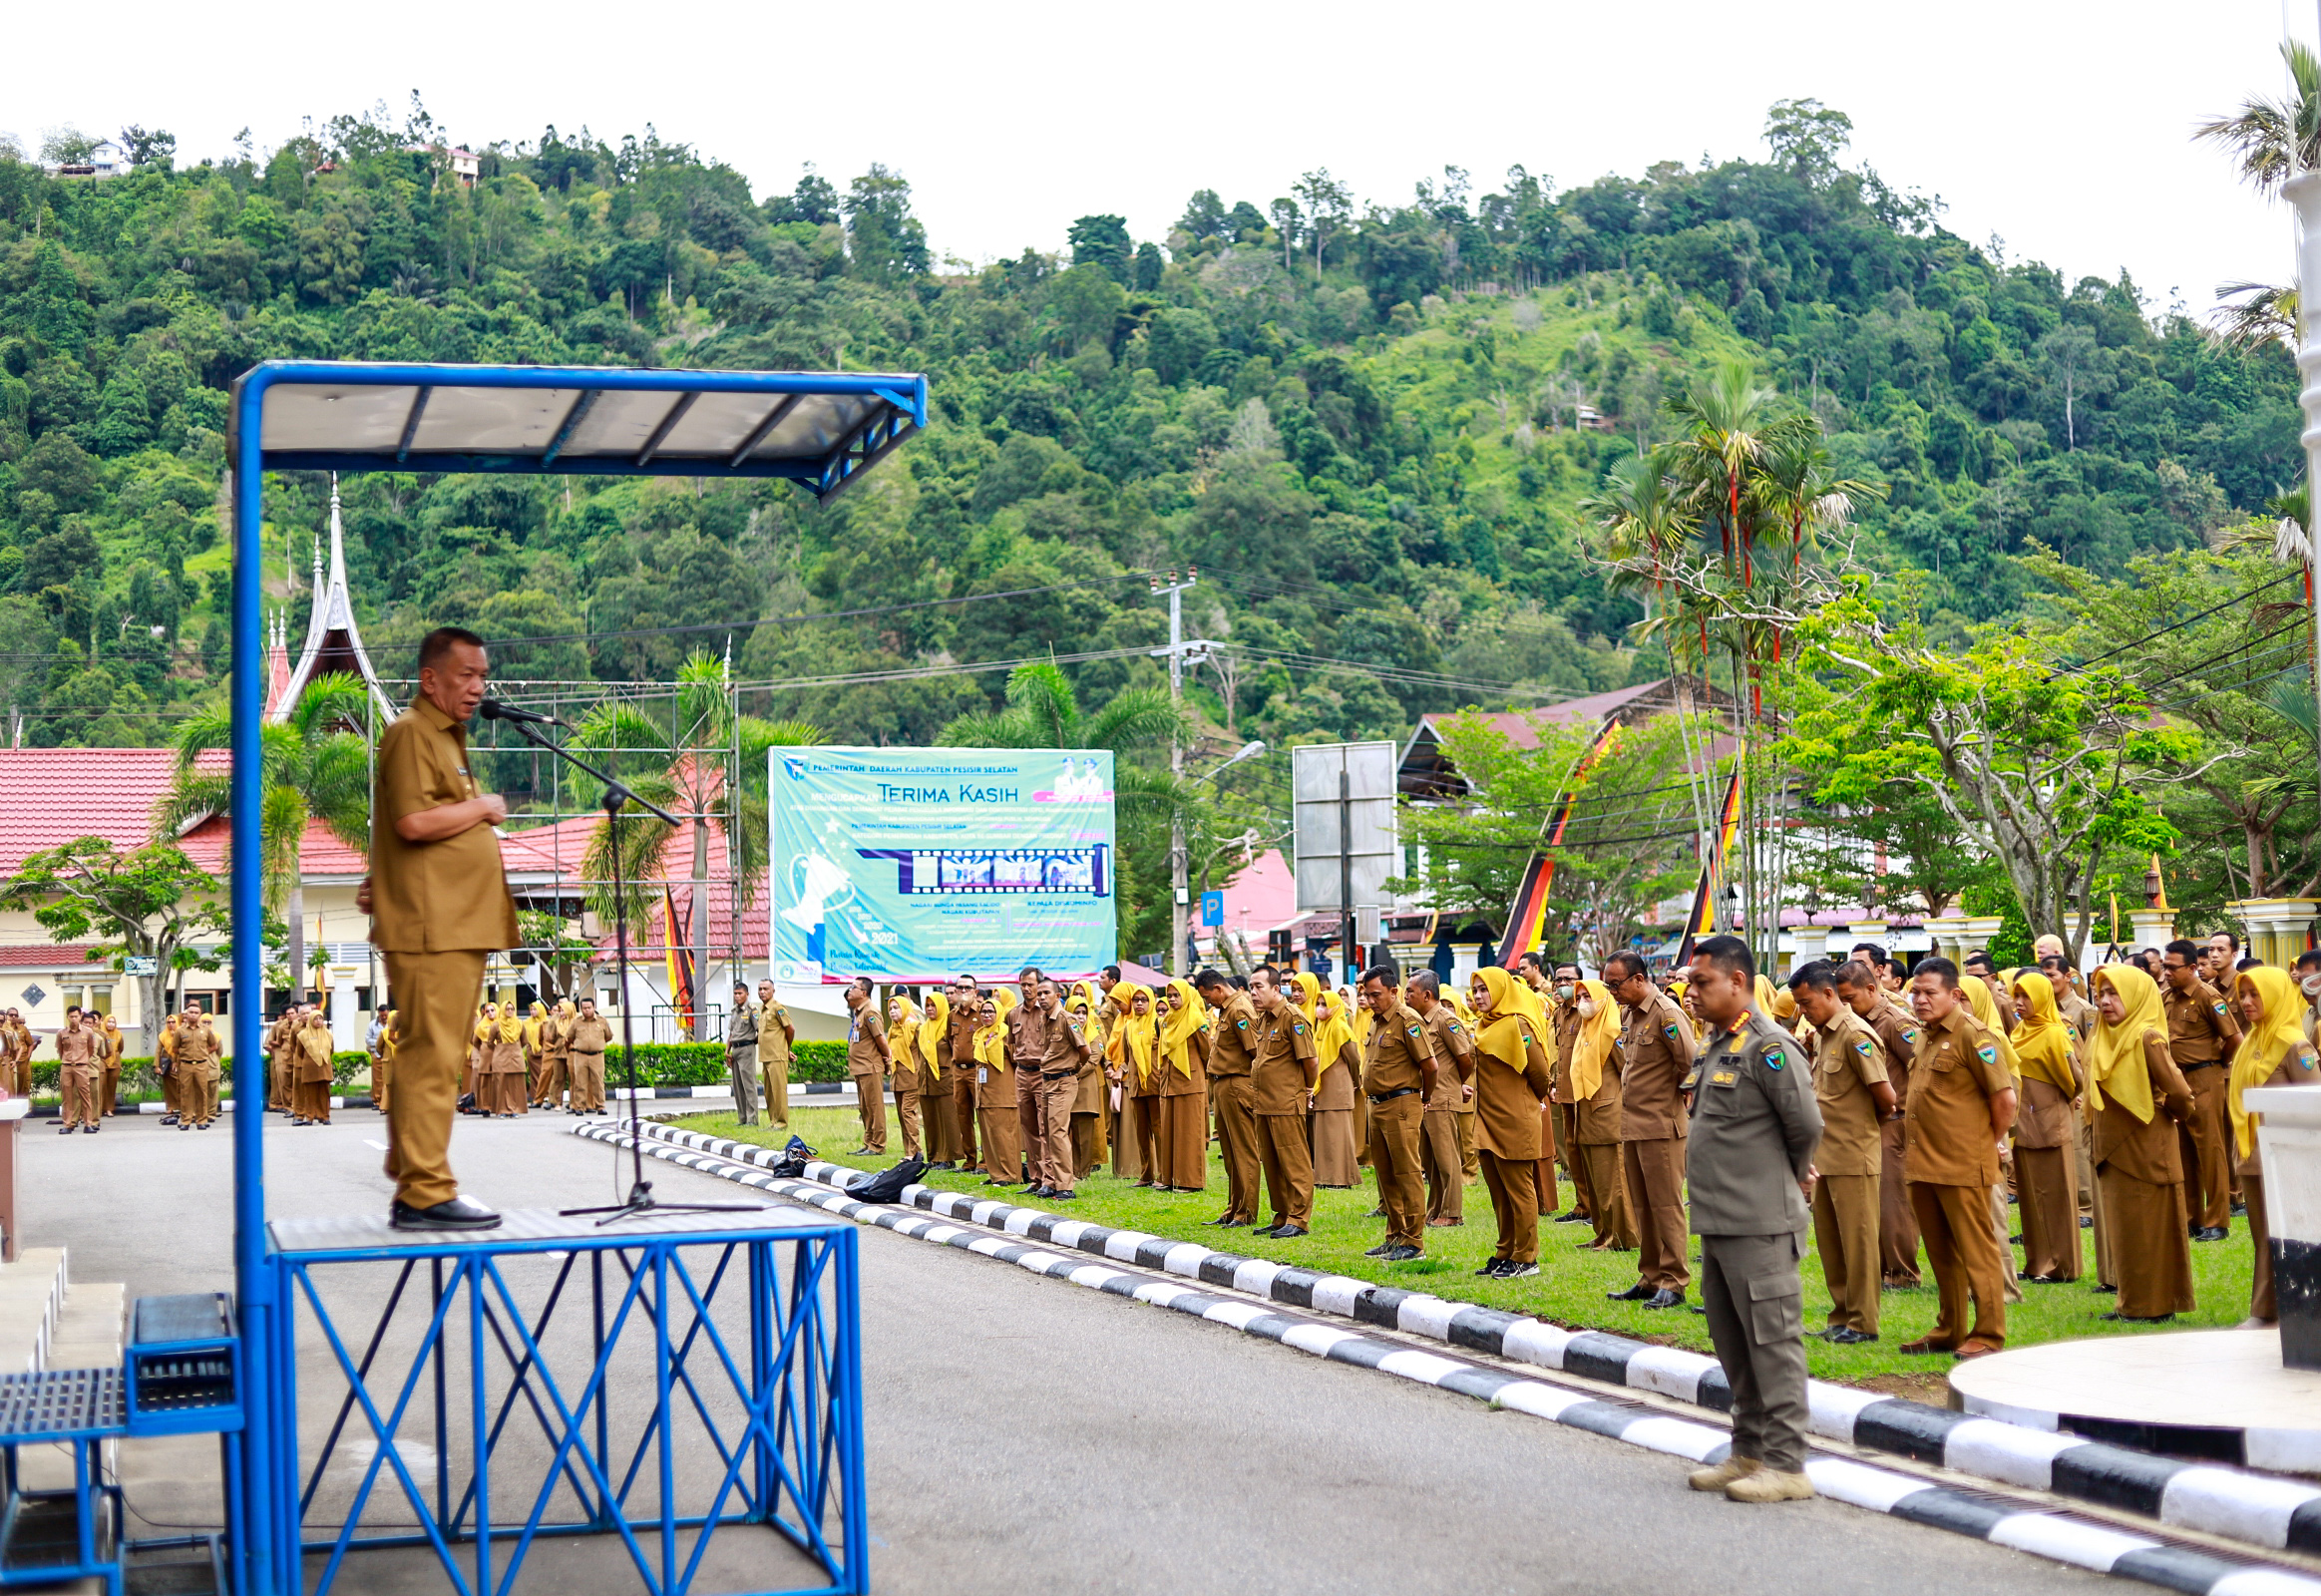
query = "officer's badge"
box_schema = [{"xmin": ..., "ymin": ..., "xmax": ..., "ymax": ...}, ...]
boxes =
[
  {"xmin": 1294, "ymin": 1023, "xmax": 1307, "ymax": 1035},
  {"xmin": 1763, "ymin": 1047, "xmax": 1785, "ymax": 1070},
  {"xmin": 1853, "ymin": 1037, "xmax": 1872, "ymax": 1058},
  {"xmin": 1709, "ymin": 1068, "xmax": 1739, "ymax": 1086},
  {"xmin": 1663, "ymin": 1020, "xmax": 1680, "ymax": 1040},
  {"xmin": 2212, "ymin": 1000, "xmax": 2228, "ymax": 1017},
  {"xmin": 1976, "ymin": 1043, "xmax": 1998, "ymax": 1065},
  {"xmin": 1902, "ymin": 1027, "xmax": 1921, "ymax": 1044},
  {"xmin": 1406, "ymin": 1024, "xmax": 1422, "ymax": 1039},
  {"xmin": 1236, "ymin": 1018, "xmax": 1248, "ymax": 1029},
  {"xmin": 1447, "ymin": 1020, "xmax": 1462, "ymax": 1032}
]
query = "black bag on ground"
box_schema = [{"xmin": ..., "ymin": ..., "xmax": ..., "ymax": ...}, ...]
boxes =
[
  {"xmin": 768, "ymin": 1134, "xmax": 815, "ymax": 1177},
  {"xmin": 848, "ymin": 1157, "xmax": 927, "ymax": 1204}
]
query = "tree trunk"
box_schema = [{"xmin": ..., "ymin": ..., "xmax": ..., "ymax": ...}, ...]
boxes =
[
  {"xmin": 2248, "ymin": 822, "xmax": 2271, "ymax": 900},
  {"xmin": 287, "ymin": 875, "xmax": 306, "ymax": 1008}
]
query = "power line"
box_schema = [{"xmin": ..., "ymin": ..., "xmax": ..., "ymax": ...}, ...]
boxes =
[{"xmin": 2051, "ymin": 570, "xmax": 2302, "ymax": 679}]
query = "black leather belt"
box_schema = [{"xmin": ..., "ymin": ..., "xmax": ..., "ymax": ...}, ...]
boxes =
[{"xmin": 1368, "ymin": 1086, "xmax": 1418, "ymax": 1105}]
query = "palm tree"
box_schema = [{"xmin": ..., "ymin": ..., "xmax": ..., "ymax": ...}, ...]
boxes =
[
  {"xmin": 2211, "ymin": 280, "xmax": 2299, "ymax": 352},
  {"xmin": 2196, "ymin": 42, "xmax": 2321, "ymax": 195},
  {"xmin": 939, "ymin": 659, "xmax": 1186, "ymax": 752},
  {"xmin": 155, "ymin": 672, "xmax": 374, "ymax": 1002},
  {"xmin": 1661, "ymin": 360, "xmax": 1811, "ymax": 588},
  {"xmin": 574, "ymin": 653, "xmax": 823, "ymax": 1039}
]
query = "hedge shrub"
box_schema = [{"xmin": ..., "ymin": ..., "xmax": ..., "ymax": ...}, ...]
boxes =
[{"xmin": 27, "ymin": 1041, "xmax": 851, "ymax": 1096}]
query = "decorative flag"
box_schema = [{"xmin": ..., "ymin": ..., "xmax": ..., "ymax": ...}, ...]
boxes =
[
  {"xmin": 1674, "ymin": 765, "xmax": 1744, "ymax": 969},
  {"xmin": 1500, "ymin": 719, "xmax": 1622, "ymax": 968},
  {"xmin": 663, "ymin": 885, "xmax": 696, "ymax": 1029}
]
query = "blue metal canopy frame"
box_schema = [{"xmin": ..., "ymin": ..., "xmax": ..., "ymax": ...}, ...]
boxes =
[{"xmin": 225, "ymin": 360, "xmax": 919, "ymax": 1596}]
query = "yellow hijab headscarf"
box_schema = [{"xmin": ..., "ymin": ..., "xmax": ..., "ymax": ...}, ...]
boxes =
[
  {"xmin": 919, "ymin": 990, "xmax": 948, "ymax": 1070},
  {"xmin": 1111, "ymin": 984, "xmax": 1158, "ymax": 1084},
  {"xmin": 890, "ymin": 996, "xmax": 923, "ymax": 1073},
  {"xmin": 1161, "ymin": 979, "xmax": 1206, "ymax": 1078},
  {"xmin": 525, "ymin": 1000, "xmax": 547, "ymax": 1050},
  {"xmin": 1959, "ymin": 974, "xmax": 2023, "ymax": 1076},
  {"xmin": 1569, "ymin": 978, "xmax": 1620, "ymax": 1101},
  {"xmin": 973, "ymin": 990, "xmax": 1017, "ymax": 1072},
  {"xmin": 1294, "ymin": 973, "xmax": 1354, "ymax": 1080},
  {"xmin": 2008, "ymin": 972, "xmax": 2078, "ymax": 1096},
  {"xmin": 2232, "ymin": 968, "xmax": 2309, "ymax": 1158},
  {"xmin": 2086, "ymin": 965, "xmax": 2162, "ymax": 1123},
  {"xmin": 1471, "ymin": 966, "xmax": 1547, "ymax": 1073},
  {"xmin": 497, "ymin": 1007, "xmax": 525, "ymax": 1045}
]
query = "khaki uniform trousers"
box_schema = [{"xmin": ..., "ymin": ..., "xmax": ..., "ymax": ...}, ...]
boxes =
[
  {"xmin": 922, "ymin": 1075, "xmax": 958, "ymax": 1163},
  {"xmin": 1014, "ymin": 1064, "xmax": 1040, "ymax": 1177},
  {"xmin": 1212, "ymin": 1075, "xmax": 1263, "ymax": 1223},
  {"xmin": 2179, "ymin": 1064, "xmax": 2231, "ymax": 1231},
  {"xmin": 977, "ymin": 1083, "xmax": 1020, "ymax": 1180},
  {"xmin": 1458, "ymin": 1106, "xmax": 1478, "ymax": 1181},
  {"xmin": 182, "ymin": 1062, "xmax": 219, "ymax": 1127},
  {"xmin": 1479, "ymin": 1148, "xmax": 1540, "ymax": 1264},
  {"xmin": 1033, "ymin": 1070, "xmax": 1076, "ymax": 1190},
  {"xmin": 2249, "ymin": 1165, "xmax": 2280, "ymax": 1322},
  {"xmin": 952, "ymin": 1073, "xmax": 976, "ymax": 1167},
  {"xmin": 568, "ymin": 1051, "xmax": 606, "ymax": 1112},
  {"xmin": 100, "ymin": 1064, "xmax": 120, "ymax": 1118},
  {"xmin": 1879, "ymin": 1118, "xmax": 1921, "ymax": 1285},
  {"xmin": 1365, "ymin": 1093, "xmax": 1425, "ymax": 1248},
  {"xmin": 1579, "ymin": 1141, "xmax": 1636, "ymax": 1250},
  {"xmin": 1421, "ymin": 1108, "xmax": 1465, "ymax": 1223},
  {"xmin": 1623, "ymin": 1137, "xmax": 1690, "ymax": 1290},
  {"xmin": 1559, "ymin": 1103, "xmax": 1594, "ymax": 1220},
  {"xmin": 1910, "ymin": 1180, "xmax": 2007, "ymax": 1353},
  {"xmin": 380, "ymin": 950, "xmax": 487, "ymax": 1212},
  {"xmin": 726, "ymin": 1043, "xmax": 760, "ymax": 1125},
  {"xmin": 1810, "ymin": 1173, "xmax": 1881, "ymax": 1335},
  {"xmin": 530, "ymin": 1051, "xmax": 562, "ymax": 1108},
  {"xmin": 893, "ymin": 1072, "xmax": 922, "ymax": 1160},
  {"xmin": 853, "ymin": 1070, "xmax": 887, "ymax": 1152},
  {"xmin": 372, "ymin": 1054, "xmax": 393, "ymax": 1115},
  {"xmin": 60, "ymin": 1064, "xmax": 99, "ymax": 1129},
  {"xmin": 1700, "ymin": 1230, "xmax": 1811, "ymax": 1472},
  {"xmin": 1256, "ymin": 1109, "xmax": 1314, "ymax": 1230}
]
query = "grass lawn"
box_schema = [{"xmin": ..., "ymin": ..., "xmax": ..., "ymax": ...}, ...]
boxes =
[{"xmin": 669, "ymin": 1105, "xmax": 2260, "ymax": 1396}]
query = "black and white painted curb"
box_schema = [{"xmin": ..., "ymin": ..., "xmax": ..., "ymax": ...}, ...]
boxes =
[{"xmin": 577, "ymin": 1119, "xmax": 2321, "ymax": 1592}]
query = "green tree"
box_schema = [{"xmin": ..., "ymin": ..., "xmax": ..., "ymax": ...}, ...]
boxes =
[{"xmin": 0, "ymin": 839, "xmax": 225, "ymax": 1054}]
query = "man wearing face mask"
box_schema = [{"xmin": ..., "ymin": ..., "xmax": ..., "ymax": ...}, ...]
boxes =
[{"xmin": 1547, "ymin": 962, "xmax": 1591, "ymax": 1227}]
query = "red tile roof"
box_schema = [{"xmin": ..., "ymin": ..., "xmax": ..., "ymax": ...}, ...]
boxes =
[
  {"xmin": 499, "ymin": 811, "xmax": 769, "ymax": 960},
  {"xmin": 0, "ymin": 946, "xmax": 100, "ymax": 969},
  {"xmin": 0, "ymin": 748, "xmax": 367, "ymax": 878}
]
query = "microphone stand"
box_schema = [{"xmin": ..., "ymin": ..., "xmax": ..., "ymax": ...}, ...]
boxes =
[{"xmin": 495, "ymin": 715, "xmax": 761, "ymax": 1226}]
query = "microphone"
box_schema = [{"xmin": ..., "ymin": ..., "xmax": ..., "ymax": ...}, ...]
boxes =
[{"xmin": 480, "ymin": 699, "xmax": 564, "ymax": 727}]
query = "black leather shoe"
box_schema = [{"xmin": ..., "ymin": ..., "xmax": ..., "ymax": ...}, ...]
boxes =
[
  {"xmin": 1608, "ymin": 1282, "xmax": 1654, "ymax": 1302},
  {"xmin": 1476, "ymin": 1260, "xmax": 1509, "ymax": 1277},
  {"xmin": 1552, "ymin": 1210, "xmax": 1588, "ymax": 1223},
  {"xmin": 2195, "ymin": 1226, "xmax": 2229, "ymax": 1243},
  {"xmin": 1641, "ymin": 1289, "xmax": 1686, "ymax": 1311},
  {"xmin": 1049, "ymin": 1189, "xmax": 1076, "ymax": 1202},
  {"xmin": 1270, "ymin": 1225, "xmax": 1308, "ymax": 1239},
  {"xmin": 1364, "ymin": 1242, "xmax": 1394, "ymax": 1258},
  {"xmin": 391, "ymin": 1196, "xmax": 502, "ymax": 1232},
  {"xmin": 1253, "ymin": 1224, "xmax": 1284, "ymax": 1238}
]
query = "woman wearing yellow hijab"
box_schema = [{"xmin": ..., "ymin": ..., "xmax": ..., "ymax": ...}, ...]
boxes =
[
  {"xmin": 917, "ymin": 989, "xmax": 960, "ymax": 1167},
  {"xmin": 1061, "ymin": 985, "xmax": 1109, "ymax": 1182},
  {"xmin": 1155, "ymin": 980, "xmax": 1210, "ymax": 1192},
  {"xmin": 1113, "ymin": 985, "xmax": 1162, "ymax": 1185},
  {"xmin": 1566, "ymin": 978, "xmax": 1635, "ymax": 1253},
  {"xmin": 2008, "ymin": 973, "xmax": 2085, "ymax": 1284},
  {"xmin": 887, "ymin": 995, "xmax": 927, "ymax": 1162},
  {"xmin": 1465, "ymin": 967, "xmax": 1555, "ymax": 1277},
  {"xmin": 1295, "ymin": 974, "xmax": 1361, "ymax": 1188},
  {"xmin": 971, "ymin": 990, "xmax": 1021, "ymax": 1183},
  {"xmin": 2232, "ymin": 968, "xmax": 2319, "ymax": 1325},
  {"xmin": 466, "ymin": 1001, "xmax": 495, "ymax": 1106},
  {"xmin": 2087, "ymin": 965, "xmax": 2197, "ymax": 1321},
  {"xmin": 485, "ymin": 1002, "xmax": 528, "ymax": 1118}
]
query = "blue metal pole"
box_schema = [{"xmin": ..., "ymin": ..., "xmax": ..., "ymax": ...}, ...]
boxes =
[{"xmin": 229, "ymin": 367, "xmax": 279, "ymax": 1596}]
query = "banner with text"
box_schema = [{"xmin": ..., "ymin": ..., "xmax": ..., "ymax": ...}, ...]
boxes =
[{"xmin": 769, "ymin": 747, "xmax": 1117, "ymax": 985}]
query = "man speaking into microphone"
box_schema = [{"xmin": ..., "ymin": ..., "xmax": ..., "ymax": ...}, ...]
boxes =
[{"xmin": 358, "ymin": 626, "xmax": 518, "ymax": 1231}]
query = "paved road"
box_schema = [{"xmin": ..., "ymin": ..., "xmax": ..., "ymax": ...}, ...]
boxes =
[{"xmin": 21, "ymin": 1110, "xmax": 2102, "ymax": 1595}]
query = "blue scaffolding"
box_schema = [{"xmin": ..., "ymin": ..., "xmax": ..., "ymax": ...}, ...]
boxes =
[{"xmin": 220, "ymin": 361, "xmax": 925, "ymax": 1596}]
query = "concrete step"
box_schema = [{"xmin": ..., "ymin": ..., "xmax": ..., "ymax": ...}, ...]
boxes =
[
  {"xmin": 45, "ymin": 1281, "xmax": 125, "ymax": 1371},
  {"xmin": 0, "ymin": 1247, "xmax": 68, "ymax": 1374}
]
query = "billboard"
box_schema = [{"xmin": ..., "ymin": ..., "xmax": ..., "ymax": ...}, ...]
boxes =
[{"xmin": 769, "ymin": 747, "xmax": 1117, "ymax": 985}]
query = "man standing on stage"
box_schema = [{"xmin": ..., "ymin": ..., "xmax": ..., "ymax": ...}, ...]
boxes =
[{"xmin": 359, "ymin": 625, "xmax": 517, "ymax": 1232}]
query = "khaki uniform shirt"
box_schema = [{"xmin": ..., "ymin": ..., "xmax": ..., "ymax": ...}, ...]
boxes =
[
  {"xmin": 1686, "ymin": 1010, "xmax": 1821, "ymax": 1237},
  {"xmin": 568, "ymin": 1015, "xmax": 612, "ymax": 1054},
  {"xmin": 177, "ymin": 1023, "xmax": 218, "ymax": 1067},
  {"xmin": 1248, "ymin": 1004, "xmax": 1317, "ymax": 1116},
  {"xmin": 728, "ymin": 1002, "xmax": 760, "ymax": 1051},
  {"xmin": 759, "ymin": 1001, "xmax": 793, "ymax": 1066},
  {"xmin": 2242, "ymin": 1040, "xmax": 2320, "ymax": 1176},
  {"xmin": 1419, "ymin": 1002, "xmax": 1475, "ymax": 1110},
  {"xmin": 945, "ymin": 1002, "xmax": 978, "ymax": 1082},
  {"xmin": 1550, "ymin": 1005, "xmax": 1583, "ymax": 1104},
  {"xmin": 1809, "ymin": 1005, "xmax": 1889, "ymax": 1179},
  {"xmin": 55, "ymin": 1027, "xmax": 97, "ymax": 1066},
  {"xmin": 2163, "ymin": 979, "xmax": 2239, "ymax": 1071},
  {"xmin": 1618, "ymin": 989, "xmax": 1697, "ymax": 1142},
  {"xmin": 369, "ymin": 696, "xmax": 521, "ymax": 954},
  {"xmin": 2092, "ymin": 1029, "xmax": 2195, "ymax": 1183},
  {"xmin": 1360, "ymin": 1000, "xmax": 1433, "ymax": 1098},
  {"xmin": 847, "ymin": 1006, "xmax": 889, "ymax": 1077},
  {"xmin": 2058, "ymin": 991, "xmax": 2098, "ymax": 1043},
  {"xmin": 1902, "ymin": 1003, "xmax": 2013, "ymax": 1188},
  {"xmin": 1472, "ymin": 1019, "xmax": 1554, "ymax": 1159},
  {"xmin": 1206, "ymin": 993, "xmax": 1261, "ymax": 1078},
  {"xmin": 1035, "ymin": 1006, "xmax": 1091, "ymax": 1077}
]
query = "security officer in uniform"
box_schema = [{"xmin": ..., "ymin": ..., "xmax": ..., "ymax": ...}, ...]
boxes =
[
  {"xmin": 1681, "ymin": 935, "xmax": 1823, "ymax": 1504},
  {"xmin": 726, "ymin": 983, "xmax": 762, "ymax": 1126},
  {"xmin": 1195, "ymin": 969, "xmax": 1264, "ymax": 1227},
  {"xmin": 1357, "ymin": 964, "xmax": 1437, "ymax": 1259},
  {"xmin": 2161, "ymin": 939, "xmax": 2239, "ymax": 1241}
]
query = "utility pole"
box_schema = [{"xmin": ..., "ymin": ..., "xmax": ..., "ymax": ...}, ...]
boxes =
[{"xmin": 1151, "ymin": 570, "xmax": 1199, "ymax": 976}]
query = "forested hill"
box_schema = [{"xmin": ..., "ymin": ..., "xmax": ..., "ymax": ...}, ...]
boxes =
[{"xmin": 0, "ymin": 100, "xmax": 2298, "ymax": 754}]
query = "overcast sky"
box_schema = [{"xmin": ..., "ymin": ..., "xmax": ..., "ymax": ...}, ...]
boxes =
[{"xmin": 11, "ymin": 0, "xmax": 2314, "ymax": 322}]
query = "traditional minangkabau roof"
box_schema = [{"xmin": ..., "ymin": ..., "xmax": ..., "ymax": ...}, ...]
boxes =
[{"xmin": 271, "ymin": 478, "xmax": 396, "ymax": 725}]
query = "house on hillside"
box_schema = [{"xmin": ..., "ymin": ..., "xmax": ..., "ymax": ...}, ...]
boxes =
[{"xmin": 49, "ymin": 139, "xmax": 127, "ymax": 179}]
